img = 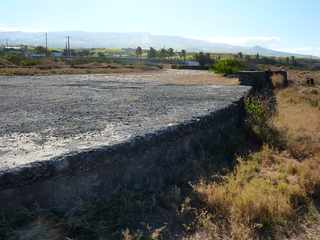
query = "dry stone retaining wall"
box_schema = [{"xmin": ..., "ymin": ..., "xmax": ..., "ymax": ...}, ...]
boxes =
[
  {"xmin": 0, "ymin": 100, "xmax": 248, "ymax": 211},
  {"xmin": 0, "ymin": 70, "xmax": 281, "ymax": 211}
]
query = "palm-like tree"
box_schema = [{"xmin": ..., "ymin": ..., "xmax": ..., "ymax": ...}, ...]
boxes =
[
  {"xmin": 148, "ymin": 47, "xmax": 157, "ymax": 58},
  {"xmin": 168, "ymin": 48, "xmax": 175, "ymax": 57},
  {"xmin": 181, "ymin": 49, "xmax": 187, "ymax": 63},
  {"xmin": 136, "ymin": 46, "xmax": 143, "ymax": 59},
  {"xmin": 160, "ymin": 48, "xmax": 168, "ymax": 59}
]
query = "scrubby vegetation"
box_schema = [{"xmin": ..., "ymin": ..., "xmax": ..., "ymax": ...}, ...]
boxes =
[
  {"xmin": 189, "ymin": 83, "xmax": 320, "ymax": 239},
  {"xmin": 1, "ymin": 44, "xmax": 320, "ymax": 76},
  {"xmin": 212, "ymin": 59, "xmax": 244, "ymax": 74}
]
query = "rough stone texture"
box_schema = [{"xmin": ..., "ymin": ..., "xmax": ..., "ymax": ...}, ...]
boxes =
[
  {"xmin": 269, "ymin": 70, "xmax": 289, "ymax": 87},
  {"xmin": 238, "ymin": 71, "xmax": 272, "ymax": 90},
  {"xmin": 0, "ymin": 70, "xmax": 251, "ymax": 210},
  {"xmin": 238, "ymin": 70, "xmax": 288, "ymax": 90}
]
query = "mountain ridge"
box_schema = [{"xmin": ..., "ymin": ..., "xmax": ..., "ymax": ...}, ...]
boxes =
[{"xmin": 0, "ymin": 31, "xmax": 314, "ymax": 58}]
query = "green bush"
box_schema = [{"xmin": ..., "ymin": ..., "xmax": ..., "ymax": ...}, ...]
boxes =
[
  {"xmin": 245, "ymin": 97, "xmax": 286, "ymax": 149},
  {"xmin": 212, "ymin": 59, "xmax": 244, "ymax": 74},
  {"xmin": 245, "ymin": 97, "xmax": 269, "ymax": 126},
  {"xmin": 20, "ymin": 59, "xmax": 40, "ymax": 66},
  {"xmin": 4, "ymin": 54, "xmax": 25, "ymax": 65}
]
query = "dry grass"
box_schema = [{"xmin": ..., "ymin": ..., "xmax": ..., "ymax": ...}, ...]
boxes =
[
  {"xmin": 195, "ymin": 147, "xmax": 304, "ymax": 239},
  {"xmin": 0, "ymin": 64, "xmax": 159, "ymax": 76},
  {"xmin": 271, "ymin": 74, "xmax": 287, "ymax": 88},
  {"xmin": 274, "ymin": 86, "xmax": 320, "ymax": 161},
  {"xmin": 191, "ymin": 81, "xmax": 320, "ymax": 239}
]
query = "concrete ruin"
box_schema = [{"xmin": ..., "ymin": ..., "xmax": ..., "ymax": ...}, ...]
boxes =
[
  {"xmin": 238, "ymin": 70, "xmax": 288, "ymax": 90},
  {"xmin": 0, "ymin": 70, "xmax": 277, "ymax": 211}
]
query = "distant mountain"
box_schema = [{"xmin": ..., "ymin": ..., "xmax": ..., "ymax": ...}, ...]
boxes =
[{"xmin": 0, "ymin": 31, "xmax": 313, "ymax": 58}]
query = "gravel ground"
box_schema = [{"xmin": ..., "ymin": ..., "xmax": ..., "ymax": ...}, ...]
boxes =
[{"xmin": 0, "ymin": 70, "xmax": 249, "ymax": 170}]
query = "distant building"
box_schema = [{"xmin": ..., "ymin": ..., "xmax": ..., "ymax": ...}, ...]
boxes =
[
  {"xmin": 4, "ymin": 46, "xmax": 25, "ymax": 50},
  {"xmin": 2, "ymin": 45, "xmax": 29, "ymax": 57},
  {"xmin": 30, "ymin": 53, "xmax": 46, "ymax": 58},
  {"xmin": 51, "ymin": 51, "xmax": 63, "ymax": 58},
  {"xmin": 184, "ymin": 61, "xmax": 200, "ymax": 67}
]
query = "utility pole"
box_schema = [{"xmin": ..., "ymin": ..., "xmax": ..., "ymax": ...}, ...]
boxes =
[
  {"xmin": 6, "ymin": 39, "xmax": 8, "ymax": 48},
  {"xmin": 68, "ymin": 36, "xmax": 71, "ymax": 57},
  {"xmin": 65, "ymin": 38, "xmax": 68, "ymax": 57},
  {"xmin": 66, "ymin": 36, "xmax": 71, "ymax": 57},
  {"xmin": 45, "ymin": 32, "xmax": 48, "ymax": 56}
]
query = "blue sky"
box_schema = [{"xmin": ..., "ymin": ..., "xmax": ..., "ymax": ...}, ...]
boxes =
[{"xmin": 1, "ymin": 0, "xmax": 319, "ymax": 55}]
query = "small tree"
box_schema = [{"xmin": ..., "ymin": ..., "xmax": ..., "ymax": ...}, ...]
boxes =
[
  {"xmin": 159, "ymin": 48, "xmax": 168, "ymax": 59},
  {"xmin": 34, "ymin": 46, "xmax": 47, "ymax": 54},
  {"xmin": 97, "ymin": 52, "xmax": 105, "ymax": 58},
  {"xmin": 238, "ymin": 52, "xmax": 243, "ymax": 59},
  {"xmin": 136, "ymin": 46, "xmax": 143, "ymax": 59},
  {"xmin": 148, "ymin": 47, "xmax": 157, "ymax": 59},
  {"xmin": 212, "ymin": 59, "xmax": 244, "ymax": 74},
  {"xmin": 286, "ymin": 57, "xmax": 290, "ymax": 65},
  {"xmin": 195, "ymin": 52, "xmax": 213, "ymax": 66},
  {"xmin": 180, "ymin": 49, "xmax": 187, "ymax": 62},
  {"xmin": 168, "ymin": 48, "xmax": 175, "ymax": 58}
]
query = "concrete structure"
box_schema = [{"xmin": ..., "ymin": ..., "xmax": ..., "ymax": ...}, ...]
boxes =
[
  {"xmin": 238, "ymin": 70, "xmax": 288, "ymax": 90},
  {"xmin": 0, "ymin": 71, "xmax": 252, "ymax": 211},
  {"xmin": 51, "ymin": 51, "xmax": 63, "ymax": 58},
  {"xmin": 238, "ymin": 71, "xmax": 272, "ymax": 90},
  {"xmin": 269, "ymin": 70, "xmax": 288, "ymax": 82}
]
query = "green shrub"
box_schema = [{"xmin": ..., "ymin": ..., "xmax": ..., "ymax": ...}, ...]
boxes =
[
  {"xmin": 244, "ymin": 97, "xmax": 269, "ymax": 126},
  {"xmin": 4, "ymin": 54, "xmax": 25, "ymax": 65},
  {"xmin": 212, "ymin": 59, "xmax": 244, "ymax": 74},
  {"xmin": 20, "ymin": 59, "xmax": 40, "ymax": 66},
  {"xmin": 245, "ymin": 97, "xmax": 286, "ymax": 149}
]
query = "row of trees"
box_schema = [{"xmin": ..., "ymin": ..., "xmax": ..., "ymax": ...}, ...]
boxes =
[
  {"xmin": 135, "ymin": 46, "xmax": 219, "ymax": 66},
  {"xmin": 135, "ymin": 46, "xmax": 187, "ymax": 61},
  {"xmin": 236, "ymin": 51, "xmax": 298, "ymax": 65},
  {"xmin": 194, "ymin": 52, "xmax": 214, "ymax": 66}
]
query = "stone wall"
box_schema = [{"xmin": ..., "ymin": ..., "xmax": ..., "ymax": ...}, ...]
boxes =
[
  {"xmin": 0, "ymin": 99, "xmax": 249, "ymax": 211},
  {"xmin": 238, "ymin": 70, "xmax": 288, "ymax": 90},
  {"xmin": 238, "ymin": 71, "xmax": 272, "ymax": 90}
]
